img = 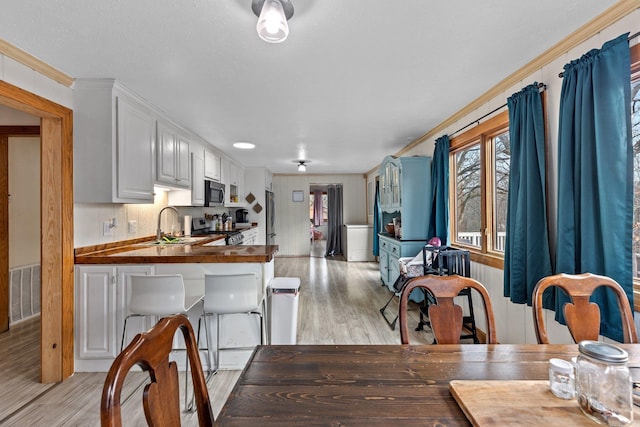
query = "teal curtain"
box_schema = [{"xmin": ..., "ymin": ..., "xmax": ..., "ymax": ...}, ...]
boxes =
[
  {"xmin": 373, "ymin": 181, "xmax": 381, "ymax": 256},
  {"xmin": 556, "ymin": 33, "xmax": 632, "ymax": 342},
  {"xmin": 503, "ymin": 83, "xmax": 553, "ymax": 305},
  {"xmin": 428, "ymin": 135, "xmax": 449, "ymax": 244}
]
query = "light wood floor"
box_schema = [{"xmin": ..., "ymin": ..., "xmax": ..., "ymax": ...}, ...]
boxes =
[{"xmin": 0, "ymin": 256, "xmax": 432, "ymax": 426}]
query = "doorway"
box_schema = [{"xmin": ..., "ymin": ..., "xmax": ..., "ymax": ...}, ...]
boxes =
[
  {"xmin": 0, "ymin": 80, "xmax": 74, "ymax": 383},
  {"xmin": 309, "ymin": 185, "xmax": 328, "ymax": 257}
]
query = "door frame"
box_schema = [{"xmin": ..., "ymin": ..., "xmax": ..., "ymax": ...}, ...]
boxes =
[
  {"xmin": 0, "ymin": 125, "xmax": 40, "ymax": 334},
  {"xmin": 0, "ymin": 80, "xmax": 74, "ymax": 383}
]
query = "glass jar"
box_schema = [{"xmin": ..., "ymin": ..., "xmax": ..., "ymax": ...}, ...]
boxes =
[
  {"xmin": 575, "ymin": 340, "xmax": 632, "ymax": 426},
  {"xmin": 549, "ymin": 358, "xmax": 575, "ymax": 399}
]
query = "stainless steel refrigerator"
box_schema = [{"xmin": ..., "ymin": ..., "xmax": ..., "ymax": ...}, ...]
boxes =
[{"xmin": 266, "ymin": 190, "xmax": 276, "ymax": 245}]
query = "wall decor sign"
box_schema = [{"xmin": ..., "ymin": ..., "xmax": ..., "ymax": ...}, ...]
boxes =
[{"xmin": 292, "ymin": 190, "xmax": 304, "ymax": 202}]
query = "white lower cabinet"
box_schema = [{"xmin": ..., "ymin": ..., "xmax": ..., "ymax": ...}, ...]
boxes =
[
  {"xmin": 241, "ymin": 227, "xmax": 259, "ymax": 245},
  {"xmin": 75, "ymin": 260, "xmax": 275, "ymax": 371},
  {"xmin": 75, "ymin": 265, "xmax": 154, "ymax": 367}
]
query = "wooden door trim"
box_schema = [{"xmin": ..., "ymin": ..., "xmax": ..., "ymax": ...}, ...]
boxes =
[
  {"xmin": 0, "ymin": 135, "xmax": 6, "ymax": 333},
  {"xmin": 0, "ymin": 80, "xmax": 74, "ymax": 382}
]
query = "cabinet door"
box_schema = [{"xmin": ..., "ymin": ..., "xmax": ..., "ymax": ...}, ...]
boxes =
[
  {"xmin": 379, "ymin": 245, "xmax": 389, "ymax": 285},
  {"xmin": 116, "ymin": 96, "xmax": 155, "ymax": 202},
  {"xmin": 204, "ymin": 151, "xmax": 221, "ymax": 181},
  {"xmin": 176, "ymin": 134, "xmax": 191, "ymax": 186},
  {"xmin": 116, "ymin": 265, "xmax": 155, "ymax": 350},
  {"xmin": 157, "ymin": 120, "xmax": 177, "ymax": 185},
  {"xmin": 390, "ymin": 162, "xmax": 401, "ymax": 208},
  {"xmin": 380, "ymin": 164, "xmax": 389, "ymax": 207},
  {"xmin": 76, "ymin": 266, "xmax": 117, "ymax": 359},
  {"xmin": 229, "ymin": 161, "xmax": 238, "ymax": 185},
  {"xmin": 388, "ymin": 254, "xmax": 400, "ymax": 288},
  {"xmin": 191, "ymin": 151, "xmax": 205, "ymax": 206}
]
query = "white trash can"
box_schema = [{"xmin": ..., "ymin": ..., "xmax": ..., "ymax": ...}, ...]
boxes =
[{"xmin": 269, "ymin": 277, "xmax": 300, "ymax": 344}]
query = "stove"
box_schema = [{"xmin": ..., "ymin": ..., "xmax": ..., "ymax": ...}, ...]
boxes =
[
  {"xmin": 191, "ymin": 217, "xmax": 244, "ymax": 245},
  {"xmin": 208, "ymin": 230, "xmax": 244, "ymax": 245}
]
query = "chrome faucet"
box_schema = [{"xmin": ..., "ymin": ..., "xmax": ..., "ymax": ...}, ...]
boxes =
[{"xmin": 156, "ymin": 206, "xmax": 180, "ymax": 241}]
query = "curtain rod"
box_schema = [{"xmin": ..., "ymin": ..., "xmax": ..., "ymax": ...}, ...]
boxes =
[
  {"xmin": 449, "ymin": 82, "xmax": 546, "ymax": 138},
  {"xmin": 558, "ymin": 30, "xmax": 640, "ymax": 78}
]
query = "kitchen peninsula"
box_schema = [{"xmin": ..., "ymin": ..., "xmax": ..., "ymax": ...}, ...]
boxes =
[{"xmin": 74, "ymin": 236, "xmax": 278, "ymax": 371}]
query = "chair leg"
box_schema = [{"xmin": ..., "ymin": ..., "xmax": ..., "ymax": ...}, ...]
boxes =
[
  {"xmin": 202, "ymin": 313, "xmax": 216, "ymax": 378},
  {"xmin": 215, "ymin": 313, "xmax": 221, "ymax": 372},
  {"xmin": 464, "ymin": 290, "xmax": 479, "ymax": 343},
  {"xmin": 121, "ymin": 314, "xmax": 147, "ymax": 351}
]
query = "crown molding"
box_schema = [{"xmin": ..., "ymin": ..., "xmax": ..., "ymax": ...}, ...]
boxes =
[{"xmin": 0, "ymin": 38, "xmax": 74, "ymax": 87}]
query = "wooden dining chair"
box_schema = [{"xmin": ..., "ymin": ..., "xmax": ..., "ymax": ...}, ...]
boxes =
[
  {"xmin": 532, "ymin": 273, "xmax": 638, "ymax": 344},
  {"xmin": 101, "ymin": 314, "xmax": 214, "ymax": 427},
  {"xmin": 399, "ymin": 275, "xmax": 497, "ymax": 344}
]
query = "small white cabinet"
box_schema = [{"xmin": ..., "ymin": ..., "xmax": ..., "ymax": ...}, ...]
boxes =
[
  {"xmin": 191, "ymin": 151, "xmax": 205, "ymax": 206},
  {"xmin": 74, "ymin": 79, "xmax": 155, "ymax": 203},
  {"xmin": 75, "ymin": 265, "xmax": 154, "ymax": 362},
  {"xmin": 343, "ymin": 224, "xmax": 374, "ymax": 262},
  {"xmin": 204, "ymin": 150, "xmax": 221, "ymax": 181},
  {"xmin": 157, "ymin": 120, "xmax": 191, "ymax": 188},
  {"xmin": 221, "ymin": 157, "xmax": 245, "ymax": 206}
]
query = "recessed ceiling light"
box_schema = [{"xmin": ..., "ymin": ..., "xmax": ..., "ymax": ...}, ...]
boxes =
[{"xmin": 233, "ymin": 142, "xmax": 256, "ymax": 149}]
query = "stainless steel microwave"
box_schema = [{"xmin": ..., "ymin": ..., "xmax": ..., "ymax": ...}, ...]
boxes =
[{"xmin": 204, "ymin": 180, "xmax": 225, "ymax": 206}]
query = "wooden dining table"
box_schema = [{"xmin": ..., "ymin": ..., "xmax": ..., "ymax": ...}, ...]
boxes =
[{"xmin": 214, "ymin": 343, "xmax": 640, "ymax": 426}]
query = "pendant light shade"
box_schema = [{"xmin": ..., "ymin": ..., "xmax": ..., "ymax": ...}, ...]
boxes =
[{"xmin": 252, "ymin": 0, "xmax": 294, "ymax": 44}]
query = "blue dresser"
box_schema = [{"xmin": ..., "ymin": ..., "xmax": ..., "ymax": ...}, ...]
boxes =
[{"xmin": 378, "ymin": 156, "xmax": 431, "ymax": 291}]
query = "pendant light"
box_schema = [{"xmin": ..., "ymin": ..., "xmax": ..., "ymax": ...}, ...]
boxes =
[{"xmin": 252, "ymin": 0, "xmax": 294, "ymax": 43}]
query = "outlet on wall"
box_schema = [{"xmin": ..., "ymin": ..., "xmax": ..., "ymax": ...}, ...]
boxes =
[
  {"xmin": 102, "ymin": 221, "xmax": 113, "ymax": 236},
  {"xmin": 128, "ymin": 220, "xmax": 137, "ymax": 234}
]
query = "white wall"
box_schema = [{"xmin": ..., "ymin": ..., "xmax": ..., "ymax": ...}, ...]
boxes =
[
  {"xmin": 0, "ymin": 53, "xmax": 73, "ymax": 109},
  {"xmin": 9, "ymin": 136, "xmax": 40, "ymax": 268},
  {"xmin": 273, "ymin": 174, "xmax": 367, "ymax": 256},
  {"xmin": 367, "ymin": 10, "xmax": 640, "ymax": 344}
]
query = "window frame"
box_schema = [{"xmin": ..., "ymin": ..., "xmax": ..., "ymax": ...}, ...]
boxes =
[{"xmin": 449, "ymin": 110, "xmax": 510, "ymax": 270}]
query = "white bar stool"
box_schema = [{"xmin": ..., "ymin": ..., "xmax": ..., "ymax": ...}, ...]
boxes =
[
  {"xmin": 121, "ymin": 274, "xmax": 204, "ymax": 411},
  {"xmin": 198, "ymin": 273, "xmax": 265, "ymax": 375}
]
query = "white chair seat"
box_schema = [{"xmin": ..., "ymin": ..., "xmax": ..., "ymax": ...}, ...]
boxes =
[{"xmin": 198, "ymin": 273, "xmax": 265, "ymax": 375}]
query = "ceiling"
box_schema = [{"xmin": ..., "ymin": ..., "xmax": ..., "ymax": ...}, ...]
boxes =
[{"xmin": 0, "ymin": 0, "xmax": 618, "ymax": 174}]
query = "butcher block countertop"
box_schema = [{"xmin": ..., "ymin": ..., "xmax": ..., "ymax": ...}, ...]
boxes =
[{"xmin": 74, "ymin": 236, "xmax": 279, "ymax": 264}]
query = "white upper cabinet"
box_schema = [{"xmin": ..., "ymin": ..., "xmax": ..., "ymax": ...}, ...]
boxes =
[
  {"xmin": 156, "ymin": 120, "xmax": 190, "ymax": 188},
  {"xmin": 191, "ymin": 151, "xmax": 205, "ymax": 206},
  {"xmin": 204, "ymin": 150, "xmax": 221, "ymax": 181},
  {"xmin": 167, "ymin": 148, "xmax": 205, "ymax": 206},
  {"xmin": 221, "ymin": 157, "xmax": 244, "ymax": 206},
  {"xmin": 74, "ymin": 79, "xmax": 155, "ymax": 203}
]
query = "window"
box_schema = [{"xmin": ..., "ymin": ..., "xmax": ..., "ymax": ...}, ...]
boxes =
[
  {"xmin": 450, "ymin": 110, "xmax": 509, "ymax": 268},
  {"xmin": 630, "ymin": 42, "xmax": 640, "ymax": 310},
  {"xmin": 309, "ymin": 192, "xmax": 328, "ymax": 224}
]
